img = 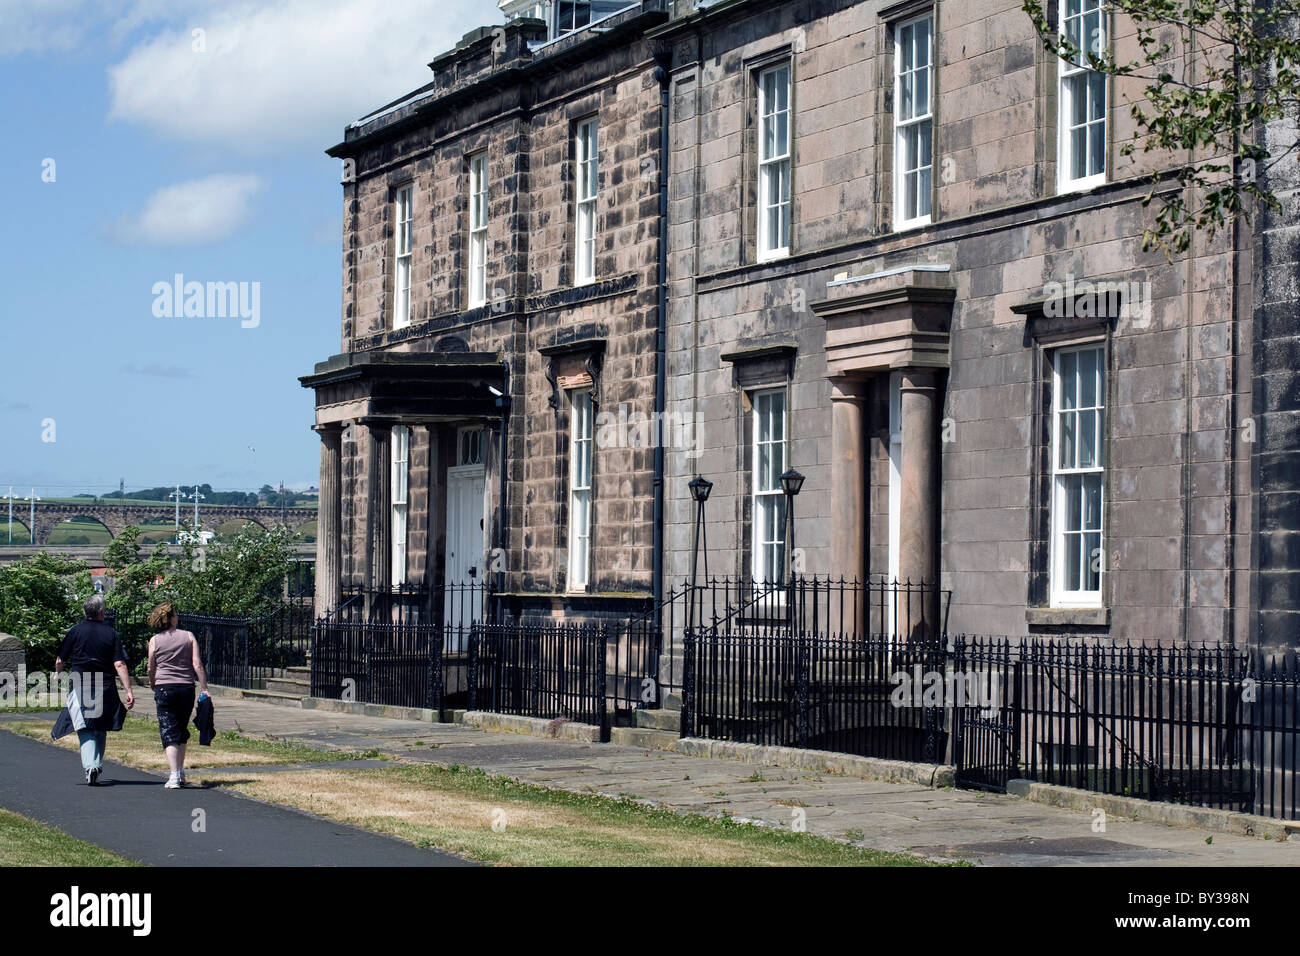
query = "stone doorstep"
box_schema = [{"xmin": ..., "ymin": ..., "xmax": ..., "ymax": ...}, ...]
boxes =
[
  {"xmin": 1006, "ymin": 779, "xmax": 1300, "ymax": 842},
  {"xmin": 673, "ymin": 738, "xmax": 955, "ymax": 788},
  {"xmin": 461, "ymin": 711, "xmax": 603, "ymax": 743}
]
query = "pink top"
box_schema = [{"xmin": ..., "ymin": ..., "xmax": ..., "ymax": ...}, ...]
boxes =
[{"xmin": 152, "ymin": 629, "xmax": 197, "ymax": 686}]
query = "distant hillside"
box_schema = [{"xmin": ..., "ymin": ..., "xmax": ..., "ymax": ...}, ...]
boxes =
[{"xmin": 74, "ymin": 483, "xmax": 315, "ymax": 508}]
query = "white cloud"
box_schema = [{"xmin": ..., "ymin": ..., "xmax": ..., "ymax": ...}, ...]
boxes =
[
  {"xmin": 0, "ymin": 0, "xmax": 178, "ymax": 57},
  {"xmin": 106, "ymin": 0, "xmax": 485, "ymax": 153},
  {"xmin": 111, "ymin": 173, "xmax": 265, "ymax": 244}
]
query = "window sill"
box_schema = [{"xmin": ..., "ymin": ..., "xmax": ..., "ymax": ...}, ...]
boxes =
[
  {"xmin": 1026, "ymin": 607, "xmax": 1109, "ymax": 628},
  {"xmin": 757, "ymin": 248, "xmax": 790, "ymax": 264},
  {"xmin": 1056, "ymin": 174, "xmax": 1107, "ymax": 197},
  {"xmin": 893, "ymin": 216, "xmax": 931, "ymax": 233}
]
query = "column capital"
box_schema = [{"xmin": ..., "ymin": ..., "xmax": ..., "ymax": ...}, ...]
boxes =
[
  {"xmin": 829, "ymin": 376, "xmax": 871, "ymax": 403},
  {"xmin": 898, "ymin": 368, "xmax": 939, "ymax": 392}
]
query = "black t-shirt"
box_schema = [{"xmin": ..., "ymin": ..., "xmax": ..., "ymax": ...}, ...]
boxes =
[{"xmin": 58, "ymin": 620, "xmax": 128, "ymax": 674}]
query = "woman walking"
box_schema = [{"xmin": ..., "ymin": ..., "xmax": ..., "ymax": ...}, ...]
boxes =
[{"xmin": 146, "ymin": 603, "xmax": 209, "ymax": 789}]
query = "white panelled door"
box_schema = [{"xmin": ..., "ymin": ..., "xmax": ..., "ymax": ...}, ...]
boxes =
[{"xmin": 444, "ymin": 463, "xmax": 485, "ymax": 644}]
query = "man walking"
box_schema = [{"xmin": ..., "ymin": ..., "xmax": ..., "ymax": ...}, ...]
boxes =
[{"xmin": 54, "ymin": 595, "xmax": 134, "ymax": 784}]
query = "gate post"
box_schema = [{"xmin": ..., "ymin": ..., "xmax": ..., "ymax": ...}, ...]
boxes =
[
  {"xmin": 468, "ymin": 625, "xmax": 480, "ymax": 712},
  {"xmin": 950, "ymin": 636, "xmax": 965, "ymax": 778},
  {"xmin": 598, "ymin": 624, "xmax": 610, "ymax": 742},
  {"xmin": 795, "ymin": 634, "xmax": 810, "ymax": 749}
]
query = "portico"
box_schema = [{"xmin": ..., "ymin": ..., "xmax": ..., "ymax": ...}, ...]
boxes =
[
  {"xmin": 301, "ymin": 351, "xmax": 505, "ymax": 620},
  {"xmin": 812, "ymin": 267, "xmax": 954, "ymax": 636}
]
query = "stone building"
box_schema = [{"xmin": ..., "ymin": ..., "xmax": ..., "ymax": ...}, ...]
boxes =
[
  {"xmin": 303, "ymin": 1, "xmax": 673, "ymax": 627},
  {"xmin": 654, "ymin": 0, "xmax": 1271, "ymax": 673},
  {"xmin": 305, "ymin": 0, "xmax": 1293, "ymax": 669}
]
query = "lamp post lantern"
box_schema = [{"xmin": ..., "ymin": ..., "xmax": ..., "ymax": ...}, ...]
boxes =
[
  {"xmin": 687, "ymin": 475, "xmax": 713, "ymax": 630},
  {"xmin": 779, "ymin": 468, "xmax": 804, "ymax": 633}
]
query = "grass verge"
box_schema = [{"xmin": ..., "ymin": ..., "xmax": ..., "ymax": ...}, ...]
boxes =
[
  {"xmin": 200, "ymin": 762, "xmax": 949, "ymax": 867},
  {"xmin": 1, "ymin": 715, "xmax": 376, "ymax": 772},
  {"xmin": 3, "ymin": 718, "xmax": 956, "ymax": 866},
  {"xmin": 0, "ymin": 807, "xmax": 137, "ymax": 866}
]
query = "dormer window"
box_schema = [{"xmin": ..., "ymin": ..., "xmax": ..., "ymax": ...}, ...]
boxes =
[{"xmin": 547, "ymin": 1, "xmax": 635, "ymax": 40}]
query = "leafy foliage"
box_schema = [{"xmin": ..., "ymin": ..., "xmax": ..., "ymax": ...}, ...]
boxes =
[
  {"xmin": 0, "ymin": 523, "xmax": 296, "ymax": 673},
  {"xmin": 1021, "ymin": 0, "xmax": 1299, "ymax": 257},
  {"xmin": 164, "ymin": 523, "xmax": 295, "ymax": 616},
  {"xmin": 0, "ymin": 553, "xmax": 93, "ymax": 671}
]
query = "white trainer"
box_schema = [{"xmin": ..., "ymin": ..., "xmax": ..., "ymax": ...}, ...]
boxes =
[{"xmin": 164, "ymin": 773, "xmax": 181, "ymax": 790}]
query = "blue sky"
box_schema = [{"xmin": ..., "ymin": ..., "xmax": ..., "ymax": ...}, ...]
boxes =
[{"xmin": 0, "ymin": 0, "xmax": 489, "ymax": 498}]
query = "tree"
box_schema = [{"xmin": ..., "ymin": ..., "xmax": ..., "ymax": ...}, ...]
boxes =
[
  {"xmin": 165, "ymin": 523, "xmax": 294, "ymax": 617},
  {"xmin": 1021, "ymin": 0, "xmax": 1299, "ymax": 257},
  {"xmin": 0, "ymin": 553, "xmax": 93, "ymax": 671}
]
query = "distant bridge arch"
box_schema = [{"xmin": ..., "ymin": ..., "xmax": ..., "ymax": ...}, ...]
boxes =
[{"xmin": 22, "ymin": 502, "xmax": 318, "ymax": 546}]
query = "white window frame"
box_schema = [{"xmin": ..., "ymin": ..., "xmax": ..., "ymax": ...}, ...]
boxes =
[
  {"xmin": 468, "ymin": 153, "xmax": 488, "ymax": 308},
  {"xmin": 393, "ymin": 184, "xmax": 413, "ymax": 329},
  {"xmin": 574, "ymin": 118, "xmax": 598, "ymax": 286},
  {"xmin": 568, "ymin": 389, "xmax": 593, "ymax": 590},
  {"xmin": 1057, "ymin": 0, "xmax": 1108, "ymax": 193},
  {"xmin": 751, "ymin": 388, "xmax": 788, "ymax": 585},
  {"xmin": 391, "ymin": 425, "xmax": 410, "ymax": 586},
  {"xmin": 1050, "ymin": 343, "xmax": 1106, "ymax": 607},
  {"xmin": 757, "ymin": 63, "xmax": 792, "ymax": 261},
  {"xmin": 457, "ymin": 426, "xmax": 485, "ymax": 467},
  {"xmin": 893, "ymin": 13, "xmax": 934, "ymax": 230}
]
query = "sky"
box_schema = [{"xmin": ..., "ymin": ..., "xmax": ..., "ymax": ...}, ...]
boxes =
[{"xmin": 0, "ymin": 0, "xmax": 492, "ymax": 499}]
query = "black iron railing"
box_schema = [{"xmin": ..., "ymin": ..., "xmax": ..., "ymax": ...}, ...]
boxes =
[
  {"xmin": 950, "ymin": 637, "xmax": 1300, "ymax": 819},
  {"xmin": 466, "ymin": 622, "xmax": 609, "ymax": 738},
  {"xmin": 179, "ymin": 613, "xmax": 251, "ymax": 689},
  {"xmin": 681, "ymin": 630, "xmax": 947, "ymax": 763},
  {"xmin": 311, "ymin": 620, "xmax": 444, "ymax": 716},
  {"xmin": 682, "ymin": 629, "xmax": 1300, "ymax": 820},
  {"xmin": 334, "ymin": 583, "xmax": 488, "ymax": 628},
  {"xmin": 652, "ymin": 576, "xmax": 950, "ymax": 700}
]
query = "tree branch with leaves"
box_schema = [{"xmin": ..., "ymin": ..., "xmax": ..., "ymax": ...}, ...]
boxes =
[{"xmin": 1023, "ymin": 0, "xmax": 1300, "ymax": 257}]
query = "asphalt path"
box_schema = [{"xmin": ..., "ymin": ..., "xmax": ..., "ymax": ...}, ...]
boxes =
[{"xmin": 0, "ymin": 727, "xmax": 471, "ymax": 867}]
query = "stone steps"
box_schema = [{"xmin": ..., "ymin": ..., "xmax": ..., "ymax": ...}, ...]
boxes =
[
  {"xmin": 240, "ymin": 688, "xmax": 308, "ymax": 708},
  {"xmin": 609, "ymin": 726, "xmax": 679, "ymax": 750},
  {"xmin": 634, "ymin": 708, "xmax": 681, "ymax": 732},
  {"xmin": 265, "ymin": 674, "xmax": 311, "ymax": 696}
]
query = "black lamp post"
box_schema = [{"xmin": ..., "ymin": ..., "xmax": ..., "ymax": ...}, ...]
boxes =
[
  {"xmin": 688, "ymin": 475, "xmax": 712, "ymax": 630},
  {"xmin": 780, "ymin": 468, "xmax": 804, "ymax": 633}
]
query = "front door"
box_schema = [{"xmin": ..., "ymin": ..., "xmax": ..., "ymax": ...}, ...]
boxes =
[{"xmin": 444, "ymin": 463, "xmax": 485, "ymax": 647}]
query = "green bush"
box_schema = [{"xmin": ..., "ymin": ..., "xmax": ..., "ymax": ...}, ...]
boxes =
[{"xmin": 0, "ymin": 553, "xmax": 93, "ymax": 671}]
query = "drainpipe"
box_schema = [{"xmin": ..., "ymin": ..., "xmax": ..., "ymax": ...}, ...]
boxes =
[
  {"xmin": 495, "ymin": 361, "xmax": 511, "ymax": 623},
  {"xmin": 652, "ymin": 48, "xmax": 672, "ymax": 627}
]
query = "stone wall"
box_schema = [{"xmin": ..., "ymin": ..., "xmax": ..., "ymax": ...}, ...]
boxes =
[
  {"xmin": 662, "ymin": 0, "xmax": 1251, "ymax": 645},
  {"xmin": 332, "ymin": 23, "xmax": 664, "ymax": 603}
]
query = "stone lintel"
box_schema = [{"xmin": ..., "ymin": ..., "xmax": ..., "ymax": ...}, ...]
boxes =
[{"xmin": 813, "ymin": 268, "xmax": 954, "ymax": 378}]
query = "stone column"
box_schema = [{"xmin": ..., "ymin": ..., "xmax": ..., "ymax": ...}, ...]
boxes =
[
  {"xmin": 829, "ymin": 377, "xmax": 869, "ymax": 634},
  {"xmin": 314, "ymin": 424, "xmax": 343, "ymax": 619},
  {"xmin": 898, "ymin": 368, "xmax": 940, "ymax": 637},
  {"xmin": 366, "ymin": 424, "xmax": 393, "ymax": 614}
]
